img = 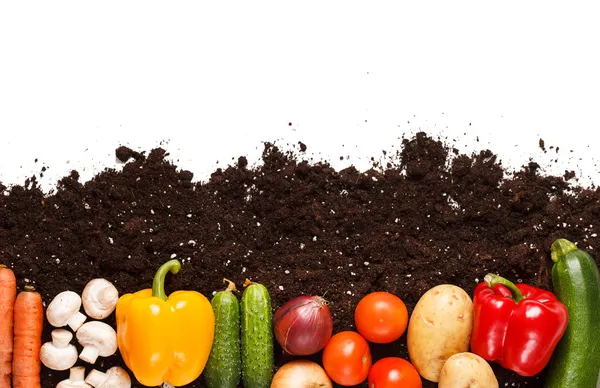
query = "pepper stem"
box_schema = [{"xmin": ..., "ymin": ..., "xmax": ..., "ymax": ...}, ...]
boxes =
[
  {"xmin": 551, "ymin": 238, "xmax": 578, "ymax": 263},
  {"xmin": 152, "ymin": 259, "xmax": 181, "ymax": 301},
  {"xmin": 484, "ymin": 273, "xmax": 525, "ymax": 303}
]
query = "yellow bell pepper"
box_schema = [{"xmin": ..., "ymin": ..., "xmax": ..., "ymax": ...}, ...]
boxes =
[{"xmin": 116, "ymin": 259, "xmax": 215, "ymax": 387}]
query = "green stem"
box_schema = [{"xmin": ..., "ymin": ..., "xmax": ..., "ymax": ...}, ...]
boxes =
[
  {"xmin": 152, "ymin": 259, "xmax": 181, "ymax": 300},
  {"xmin": 551, "ymin": 238, "xmax": 578, "ymax": 263},
  {"xmin": 484, "ymin": 273, "xmax": 525, "ymax": 303}
]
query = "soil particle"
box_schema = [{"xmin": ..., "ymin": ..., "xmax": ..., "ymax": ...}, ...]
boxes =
[
  {"xmin": 237, "ymin": 156, "xmax": 248, "ymax": 169},
  {"xmin": 115, "ymin": 145, "xmax": 142, "ymax": 163},
  {"xmin": 1, "ymin": 131, "xmax": 599, "ymax": 388},
  {"xmin": 564, "ymin": 170, "xmax": 576, "ymax": 181}
]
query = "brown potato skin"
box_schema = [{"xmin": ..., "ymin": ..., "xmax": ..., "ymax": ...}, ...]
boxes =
[
  {"xmin": 438, "ymin": 352, "xmax": 499, "ymax": 388},
  {"xmin": 407, "ymin": 284, "xmax": 473, "ymax": 382}
]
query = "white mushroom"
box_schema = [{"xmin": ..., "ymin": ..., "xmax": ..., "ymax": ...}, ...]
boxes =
[
  {"xmin": 82, "ymin": 279, "xmax": 119, "ymax": 320},
  {"xmin": 41, "ymin": 329, "xmax": 79, "ymax": 371},
  {"xmin": 57, "ymin": 366, "xmax": 93, "ymax": 388},
  {"xmin": 85, "ymin": 367, "xmax": 131, "ymax": 388},
  {"xmin": 76, "ymin": 321, "xmax": 117, "ymax": 364},
  {"xmin": 46, "ymin": 291, "xmax": 87, "ymax": 332}
]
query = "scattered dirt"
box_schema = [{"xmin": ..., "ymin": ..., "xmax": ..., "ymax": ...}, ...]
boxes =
[{"xmin": 1, "ymin": 132, "xmax": 599, "ymax": 388}]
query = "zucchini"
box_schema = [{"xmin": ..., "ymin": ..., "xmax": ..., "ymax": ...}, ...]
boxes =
[
  {"xmin": 204, "ymin": 279, "xmax": 241, "ymax": 388},
  {"xmin": 545, "ymin": 239, "xmax": 600, "ymax": 388},
  {"xmin": 240, "ymin": 279, "xmax": 274, "ymax": 388}
]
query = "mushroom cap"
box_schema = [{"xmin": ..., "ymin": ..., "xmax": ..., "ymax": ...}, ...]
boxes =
[
  {"xmin": 76, "ymin": 321, "xmax": 118, "ymax": 357},
  {"xmin": 82, "ymin": 278, "xmax": 119, "ymax": 320},
  {"xmin": 50, "ymin": 328, "xmax": 74, "ymax": 347},
  {"xmin": 106, "ymin": 367, "xmax": 131, "ymax": 388},
  {"xmin": 46, "ymin": 291, "xmax": 83, "ymax": 327}
]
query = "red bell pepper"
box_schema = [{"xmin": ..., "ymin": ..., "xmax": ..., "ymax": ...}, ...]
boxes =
[{"xmin": 470, "ymin": 273, "xmax": 568, "ymax": 377}]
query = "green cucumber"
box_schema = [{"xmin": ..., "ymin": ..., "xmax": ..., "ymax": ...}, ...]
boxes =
[
  {"xmin": 240, "ymin": 279, "xmax": 274, "ymax": 388},
  {"xmin": 545, "ymin": 239, "xmax": 600, "ymax": 388},
  {"xmin": 204, "ymin": 279, "xmax": 241, "ymax": 388}
]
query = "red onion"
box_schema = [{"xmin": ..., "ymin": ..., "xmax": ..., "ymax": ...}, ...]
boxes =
[{"xmin": 273, "ymin": 295, "xmax": 333, "ymax": 356}]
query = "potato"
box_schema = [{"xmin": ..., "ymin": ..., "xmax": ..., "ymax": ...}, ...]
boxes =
[
  {"xmin": 407, "ymin": 284, "xmax": 473, "ymax": 382},
  {"xmin": 439, "ymin": 352, "xmax": 499, "ymax": 388}
]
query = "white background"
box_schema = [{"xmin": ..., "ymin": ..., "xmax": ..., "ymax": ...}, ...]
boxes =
[{"xmin": 1, "ymin": 2, "xmax": 599, "ymax": 193}]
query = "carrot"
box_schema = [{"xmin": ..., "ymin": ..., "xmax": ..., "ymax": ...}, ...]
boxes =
[
  {"xmin": 0, "ymin": 265, "xmax": 16, "ymax": 388},
  {"xmin": 12, "ymin": 285, "xmax": 43, "ymax": 388}
]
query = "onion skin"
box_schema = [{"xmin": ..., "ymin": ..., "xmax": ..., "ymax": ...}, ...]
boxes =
[
  {"xmin": 273, "ymin": 296, "xmax": 333, "ymax": 356},
  {"xmin": 271, "ymin": 360, "xmax": 333, "ymax": 388}
]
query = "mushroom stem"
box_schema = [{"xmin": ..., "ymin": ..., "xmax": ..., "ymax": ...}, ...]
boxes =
[
  {"xmin": 69, "ymin": 367, "xmax": 87, "ymax": 382},
  {"xmin": 85, "ymin": 367, "xmax": 131, "ymax": 388},
  {"xmin": 79, "ymin": 346, "xmax": 100, "ymax": 364},
  {"xmin": 51, "ymin": 329, "xmax": 73, "ymax": 348},
  {"xmin": 82, "ymin": 279, "xmax": 119, "ymax": 319},
  {"xmin": 98, "ymin": 286, "xmax": 118, "ymax": 306},
  {"xmin": 67, "ymin": 311, "xmax": 87, "ymax": 332},
  {"xmin": 57, "ymin": 366, "xmax": 93, "ymax": 388},
  {"xmin": 85, "ymin": 370, "xmax": 107, "ymax": 387}
]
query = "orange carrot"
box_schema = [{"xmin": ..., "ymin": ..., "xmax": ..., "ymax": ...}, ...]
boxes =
[
  {"xmin": 0, "ymin": 265, "xmax": 16, "ymax": 388},
  {"xmin": 12, "ymin": 285, "xmax": 43, "ymax": 388}
]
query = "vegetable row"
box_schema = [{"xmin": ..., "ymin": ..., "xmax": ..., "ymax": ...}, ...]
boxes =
[{"xmin": 0, "ymin": 237, "xmax": 598, "ymax": 387}]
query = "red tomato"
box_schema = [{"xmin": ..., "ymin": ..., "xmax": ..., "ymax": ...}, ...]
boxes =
[
  {"xmin": 368, "ymin": 357, "xmax": 422, "ymax": 388},
  {"xmin": 322, "ymin": 331, "xmax": 372, "ymax": 386},
  {"xmin": 354, "ymin": 291, "xmax": 408, "ymax": 343}
]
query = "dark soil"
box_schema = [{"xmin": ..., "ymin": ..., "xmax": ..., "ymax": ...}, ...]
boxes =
[{"xmin": 1, "ymin": 132, "xmax": 599, "ymax": 388}]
